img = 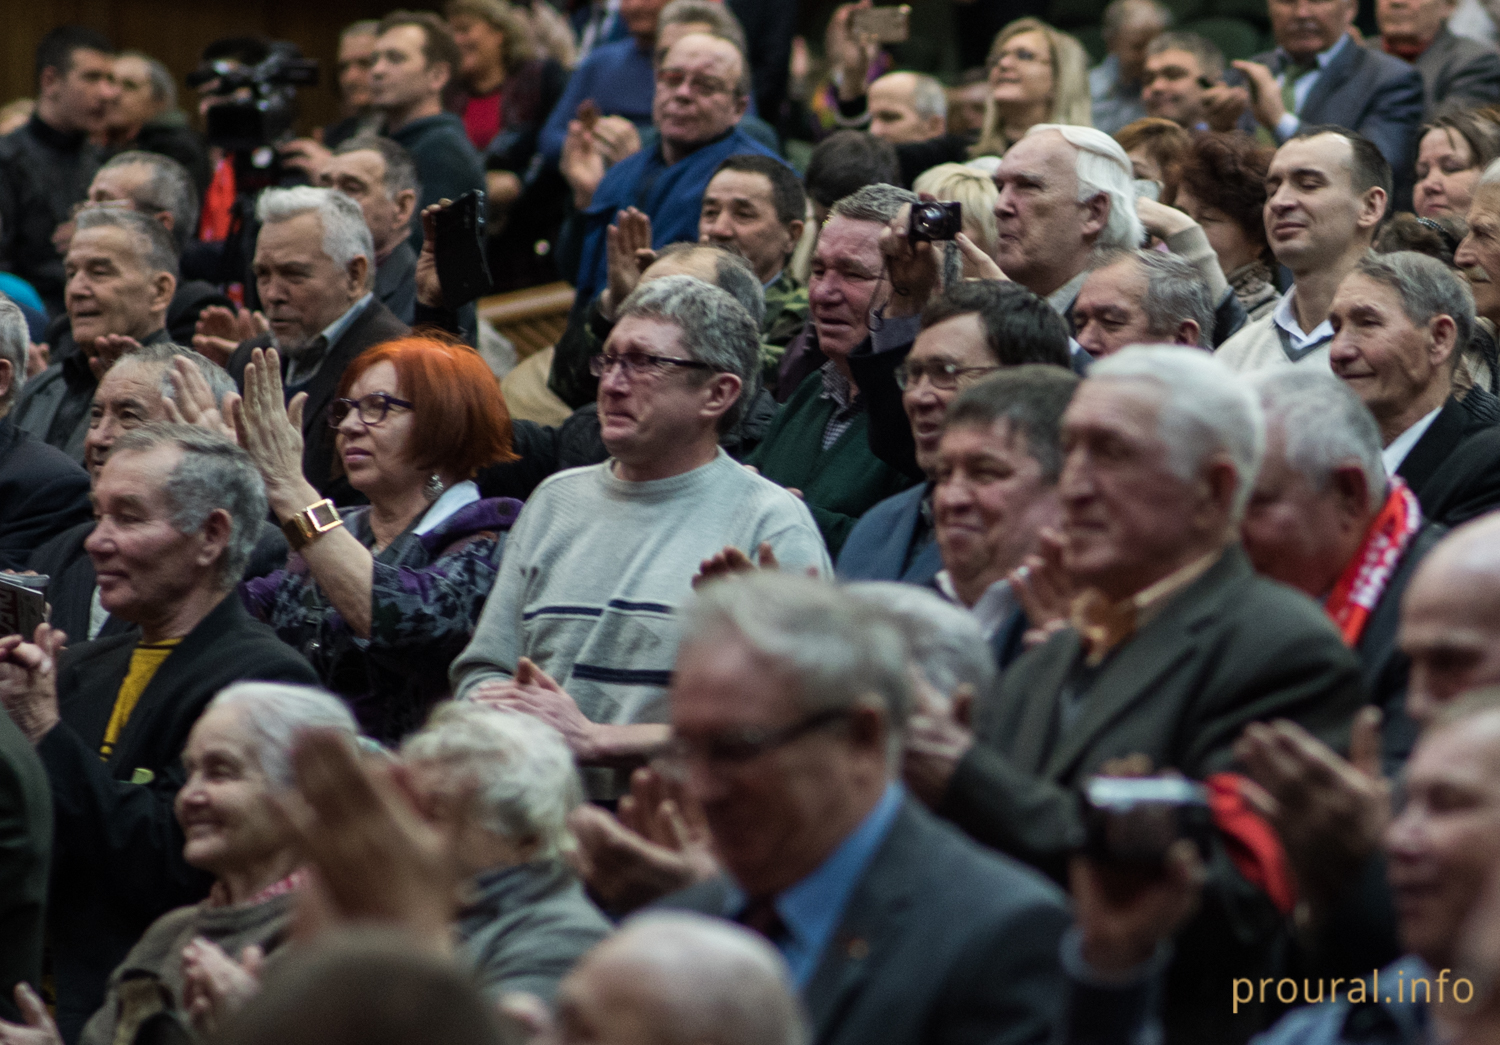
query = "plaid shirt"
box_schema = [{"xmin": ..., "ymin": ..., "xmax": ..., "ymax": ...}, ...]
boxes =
[{"xmin": 818, "ymin": 361, "xmax": 864, "ymax": 450}]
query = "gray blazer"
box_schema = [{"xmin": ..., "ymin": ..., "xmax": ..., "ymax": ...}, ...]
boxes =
[
  {"xmin": 660, "ymin": 798, "xmax": 1071, "ymax": 1045},
  {"xmin": 1411, "ymin": 26, "xmax": 1500, "ymax": 115}
]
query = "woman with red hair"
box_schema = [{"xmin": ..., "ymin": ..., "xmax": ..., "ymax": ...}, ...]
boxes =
[{"xmin": 237, "ymin": 335, "xmax": 521, "ymax": 741}]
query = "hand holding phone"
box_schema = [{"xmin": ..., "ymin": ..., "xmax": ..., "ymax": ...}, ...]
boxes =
[{"xmin": 431, "ymin": 192, "xmax": 494, "ymax": 309}]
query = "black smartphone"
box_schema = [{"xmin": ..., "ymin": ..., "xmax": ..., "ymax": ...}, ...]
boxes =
[
  {"xmin": 1081, "ymin": 776, "xmax": 1214, "ymax": 867},
  {"xmin": 433, "ymin": 190, "xmax": 493, "ymax": 308}
]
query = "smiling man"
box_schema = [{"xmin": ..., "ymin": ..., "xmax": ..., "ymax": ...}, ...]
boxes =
[
  {"xmin": 225, "ymin": 187, "xmax": 408, "ymax": 503},
  {"xmin": 12, "ymin": 208, "xmax": 176, "ymax": 462},
  {"xmin": 452, "ymin": 276, "xmax": 828, "ymax": 798},
  {"xmin": 1216, "ymin": 128, "xmax": 1389, "ymax": 373},
  {"xmin": 0, "ymin": 424, "xmax": 315, "ymax": 1042},
  {"xmin": 1328, "ymin": 250, "xmax": 1500, "ymax": 525}
]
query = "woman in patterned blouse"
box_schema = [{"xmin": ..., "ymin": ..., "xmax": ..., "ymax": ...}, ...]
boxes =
[{"xmin": 238, "ymin": 336, "xmax": 522, "ymax": 742}]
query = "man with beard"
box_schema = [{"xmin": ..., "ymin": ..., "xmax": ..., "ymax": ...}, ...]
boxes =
[{"xmin": 225, "ymin": 187, "xmax": 409, "ymax": 504}]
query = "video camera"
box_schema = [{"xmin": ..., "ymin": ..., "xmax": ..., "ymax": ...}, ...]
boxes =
[{"xmin": 188, "ymin": 43, "xmax": 318, "ymax": 154}]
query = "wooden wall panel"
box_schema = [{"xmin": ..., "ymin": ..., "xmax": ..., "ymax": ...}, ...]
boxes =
[{"xmin": 1, "ymin": 0, "xmax": 415, "ymax": 135}]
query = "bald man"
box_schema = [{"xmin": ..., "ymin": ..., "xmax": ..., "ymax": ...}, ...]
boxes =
[
  {"xmin": 546, "ymin": 913, "xmax": 806, "ymax": 1045},
  {"xmin": 867, "ymin": 72, "xmax": 947, "ymax": 145}
]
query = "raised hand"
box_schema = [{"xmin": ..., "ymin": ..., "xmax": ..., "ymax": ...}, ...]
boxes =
[
  {"xmin": 280, "ymin": 138, "xmax": 333, "ymax": 177},
  {"xmin": 1070, "ymin": 839, "xmax": 1205, "ymax": 974},
  {"xmin": 878, "ymin": 202, "xmax": 943, "ymax": 319},
  {"xmin": 471, "ymin": 658, "xmax": 600, "ymax": 761},
  {"xmin": 194, "ymin": 305, "xmax": 267, "ymax": 366},
  {"xmin": 164, "ymin": 357, "xmax": 239, "ymax": 441},
  {"xmin": 1230, "ymin": 60, "xmax": 1285, "ymax": 131},
  {"xmin": 0, "ymin": 983, "xmax": 64, "ymax": 1045},
  {"xmin": 561, "ymin": 119, "xmax": 608, "ymax": 210},
  {"xmin": 0, "ymin": 624, "xmax": 66, "ymax": 744},
  {"xmin": 954, "ymin": 232, "xmax": 1007, "ymax": 282},
  {"xmin": 1011, "ymin": 527, "xmax": 1073, "ymax": 648},
  {"xmin": 181, "ymin": 937, "xmax": 264, "ymax": 1038},
  {"xmin": 902, "ymin": 679, "xmax": 976, "ymax": 806},
  {"xmin": 602, "ymin": 208, "xmax": 655, "ymax": 319},
  {"xmin": 417, "ymin": 204, "xmax": 444, "ymax": 308}
]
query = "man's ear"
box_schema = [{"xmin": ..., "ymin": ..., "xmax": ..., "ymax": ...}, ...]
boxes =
[
  {"xmin": 347, "ymin": 254, "xmax": 372, "ymax": 295},
  {"xmin": 38, "ymin": 64, "xmax": 62, "ymax": 100},
  {"xmin": 782, "ymin": 218, "xmax": 806, "ymax": 261},
  {"xmin": 196, "ymin": 507, "xmax": 234, "ymax": 571},
  {"xmin": 0, "ymin": 358, "xmax": 13, "ymax": 405},
  {"xmin": 1080, "ymin": 192, "xmax": 1111, "ymax": 239},
  {"xmin": 1429, "ymin": 312, "xmax": 1457, "ymax": 368},
  {"xmin": 428, "ymin": 60, "xmax": 452, "ymax": 97},
  {"xmin": 1173, "ymin": 319, "xmax": 1202, "ymax": 348},
  {"xmin": 1358, "ymin": 187, "xmax": 1388, "ymax": 231},
  {"xmin": 393, "ymin": 188, "xmax": 418, "ymax": 228},
  {"xmin": 154, "ymin": 210, "xmax": 176, "ymax": 236},
  {"xmin": 1198, "ymin": 455, "xmax": 1240, "ymax": 525},
  {"xmin": 1329, "ymin": 462, "xmax": 1374, "ymax": 525},
  {"xmin": 700, "ymin": 372, "xmax": 743, "ymax": 423},
  {"xmin": 732, "ymin": 91, "xmax": 749, "ymax": 123},
  {"xmin": 149, "ymin": 272, "xmax": 177, "ymax": 316}
]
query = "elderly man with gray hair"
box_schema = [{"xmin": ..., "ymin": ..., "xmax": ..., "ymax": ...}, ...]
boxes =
[
  {"xmin": 0, "ymin": 422, "xmax": 316, "ymax": 1039},
  {"xmin": 401, "ymin": 702, "xmax": 611, "ymax": 1001},
  {"xmin": 658, "ymin": 571, "xmax": 1069, "ymax": 1045},
  {"xmin": 0, "ymin": 296, "xmax": 91, "ymax": 569},
  {"xmin": 913, "ymin": 346, "xmax": 1366, "ymax": 1043},
  {"xmin": 225, "ymin": 186, "xmax": 409, "ymax": 503},
  {"xmin": 1241, "ymin": 369, "xmax": 1446, "ymax": 773},
  {"xmin": 1071, "ymin": 248, "xmax": 1216, "ymax": 358},
  {"xmin": 1328, "ymin": 249, "xmax": 1500, "ymax": 525},
  {"xmin": 452, "ymin": 275, "xmax": 829, "ymax": 798}
]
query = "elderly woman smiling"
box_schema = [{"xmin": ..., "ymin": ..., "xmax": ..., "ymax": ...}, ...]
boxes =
[
  {"xmin": 0, "ymin": 684, "xmax": 358, "ymax": 1045},
  {"xmin": 237, "ymin": 336, "xmax": 522, "ymax": 742}
]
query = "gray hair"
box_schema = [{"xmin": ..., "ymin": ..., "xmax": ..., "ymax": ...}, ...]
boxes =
[
  {"xmin": 111, "ymin": 423, "xmax": 268, "ymax": 588},
  {"xmin": 908, "ymin": 73, "xmax": 948, "ymax": 122},
  {"xmin": 334, "ymin": 134, "xmax": 420, "ymax": 202},
  {"xmin": 602, "ymin": 913, "xmax": 807, "ymax": 1045},
  {"xmin": 205, "ymin": 683, "xmax": 359, "ymax": 789},
  {"xmin": 1091, "ymin": 248, "xmax": 1213, "ymax": 349},
  {"xmin": 1146, "ymin": 31, "xmax": 1224, "ymax": 81},
  {"xmin": 617, "ymin": 274, "xmax": 761, "ymax": 432},
  {"xmin": 1250, "ymin": 369, "xmax": 1385, "ymax": 512},
  {"xmin": 117, "ymin": 341, "xmax": 238, "ymax": 407},
  {"xmin": 75, "ymin": 207, "xmax": 179, "ymax": 280},
  {"xmin": 945, "ymin": 364, "xmax": 1080, "ymax": 481},
  {"xmin": 1026, "ymin": 124, "xmax": 1145, "ymax": 250},
  {"xmin": 845, "ymin": 583, "xmax": 995, "ymax": 698},
  {"xmin": 98, "ymin": 150, "xmax": 199, "ymax": 253},
  {"xmin": 1103, "ymin": 0, "xmax": 1172, "ymax": 40},
  {"xmin": 0, "ymin": 297, "xmax": 27, "ymax": 409},
  {"xmin": 681, "ymin": 573, "xmax": 912, "ymax": 763},
  {"xmin": 256, "ymin": 187, "xmax": 376, "ymax": 290},
  {"xmin": 829, "ymin": 183, "xmax": 919, "ymax": 225},
  {"xmin": 1089, "ymin": 345, "xmax": 1266, "ymax": 520},
  {"xmin": 659, "ymin": 1, "xmax": 751, "ymax": 97},
  {"xmin": 652, "ymin": 241, "xmax": 766, "ymax": 326},
  {"xmin": 401, "ymin": 702, "xmax": 582, "ymax": 859},
  {"xmin": 1353, "ymin": 251, "xmax": 1474, "ymax": 372},
  {"xmin": 120, "ymin": 51, "xmax": 178, "ymax": 110}
]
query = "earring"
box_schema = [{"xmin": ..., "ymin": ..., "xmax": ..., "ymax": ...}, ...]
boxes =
[{"xmin": 425, "ymin": 473, "xmax": 446, "ymax": 500}]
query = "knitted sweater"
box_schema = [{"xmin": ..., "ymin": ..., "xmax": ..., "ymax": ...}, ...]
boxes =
[
  {"xmin": 745, "ymin": 371, "xmax": 917, "ymax": 555},
  {"xmin": 1213, "ymin": 310, "xmax": 1332, "ymax": 373}
]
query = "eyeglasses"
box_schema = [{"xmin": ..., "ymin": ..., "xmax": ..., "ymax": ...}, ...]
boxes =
[
  {"xmin": 989, "ymin": 45, "xmax": 1049, "ymax": 69},
  {"xmin": 662, "ymin": 708, "xmax": 852, "ymax": 768},
  {"xmin": 656, "ymin": 68, "xmax": 734, "ymax": 97},
  {"xmin": 589, "ymin": 351, "xmax": 714, "ymax": 379},
  {"xmin": 894, "ymin": 360, "xmax": 1000, "ymax": 391},
  {"xmin": 328, "ymin": 392, "xmax": 415, "ymax": 428}
]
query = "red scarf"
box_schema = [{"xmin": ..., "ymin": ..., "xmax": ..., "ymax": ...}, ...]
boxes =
[{"xmin": 1324, "ymin": 479, "xmax": 1422, "ymax": 646}]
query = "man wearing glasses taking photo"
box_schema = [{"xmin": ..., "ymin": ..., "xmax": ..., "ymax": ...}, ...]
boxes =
[{"xmin": 452, "ymin": 275, "xmax": 829, "ymax": 799}]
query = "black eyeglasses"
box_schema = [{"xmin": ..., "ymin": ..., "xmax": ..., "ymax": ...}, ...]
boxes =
[
  {"xmin": 894, "ymin": 360, "xmax": 1000, "ymax": 391},
  {"xmin": 589, "ymin": 351, "xmax": 714, "ymax": 379},
  {"xmin": 662, "ymin": 708, "xmax": 852, "ymax": 768},
  {"xmin": 328, "ymin": 392, "xmax": 415, "ymax": 428}
]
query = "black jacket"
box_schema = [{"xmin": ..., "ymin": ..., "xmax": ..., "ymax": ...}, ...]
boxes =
[
  {"xmin": 389, "ymin": 113, "xmax": 485, "ymax": 254},
  {"xmin": 40, "ymin": 595, "xmax": 316, "ymax": 1042},
  {"xmin": 227, "ymin": 298, "xmax": 410, "ymax": 504},
  {"xmin": 0, "ymin": 115, "xmax": 103, "ymax": 315},
  {"xmin": 0, "ymin": 708, "xmax": 50, "ymax": 1026},
  {"xmin": 1395, "ymin": 393, "xmax": 1500, "ymax": 525},
  {"xmin": 375, "ymin": 241, "xmax": 418, "ymax": 326},
  {"xmin": 0, "ymin": 418, "xmax": 91, "ymax": 571},
  {"xmin": 660, "ymin": 798, "xmax": 1070, "ymax": 1045}
]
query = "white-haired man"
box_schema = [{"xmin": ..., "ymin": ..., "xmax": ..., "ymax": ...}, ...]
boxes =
[
  {"xmin": 990, "ymin": 124, "xmax": 1145, "ymax": 324},
  {"xmin": 1215, "ymin": 128, "xmax": 1390, "ymax": 372},
  {"xmin": 225, "ymin": 186, "xmax": 409, "ymax": 503},
  {"xmin": 904, "ymin": 346, "xmax": 1366, "ymax": 1043}
]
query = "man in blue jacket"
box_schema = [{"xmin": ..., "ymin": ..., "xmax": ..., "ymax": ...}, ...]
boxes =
[{"xmin": 562, "ymin": 32, "xmax": 782, "ymax": 303}]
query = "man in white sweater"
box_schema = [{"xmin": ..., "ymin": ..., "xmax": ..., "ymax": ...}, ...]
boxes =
[
  {"xmin": 450, "ymin": 276, "xmax": 830, "ymax": 796},
  {"xmin": 1215, "ymin": 128, "xmax": 1389, "ymax": 372}
]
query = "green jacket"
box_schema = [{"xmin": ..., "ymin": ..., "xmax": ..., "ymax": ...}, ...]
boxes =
[
  {"xmin": 745, "ymin": 369, "xmax": 915, "ymax": 555},
  {"xmin": 760, "ymin": 269, "xmax": 809, "ymax": 382}
]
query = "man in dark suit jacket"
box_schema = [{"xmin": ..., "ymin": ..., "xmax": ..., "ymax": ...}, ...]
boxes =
[
  {"xmin": 0, "ymin": 413, "xmax": 91, "ymax": 571},
  {"xmin": 1384, "ymin": 13, "xmax": 1500, "ymax": 116},
  {"xmin": 656, "ymin": 572, "xmax": 1070, "ymax": 1045},
  {"xmin": 0, "ymin": 424, "xmax": 316, "ymax": 1042},
  {"xmin": 1236, "ymin": 0, "xmax": 1423, "ymax": 199},
  {"xmin": 0, "ymin": 704, "xmax": 49, "ymax": 1026},
  {"xmin": 224, "ymin": 186, "xmax": 410, "ymax": 505},
  {"xmin": 905, "ymin": 348, "xmax": 1366, "ymax": 1045}
]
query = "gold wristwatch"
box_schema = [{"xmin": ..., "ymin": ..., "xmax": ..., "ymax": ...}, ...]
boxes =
[{"xmin": 282, "ymin": 498, "xmax": 344, "ymax": 551}]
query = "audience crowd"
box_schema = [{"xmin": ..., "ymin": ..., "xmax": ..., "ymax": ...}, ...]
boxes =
[{"xmin": 11, "ymin": 2, "xmax": 1500, "ymax": 1044}]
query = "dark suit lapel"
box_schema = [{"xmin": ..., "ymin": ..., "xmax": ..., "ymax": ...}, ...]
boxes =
[
  {"xmin": 299, "ymin": 300, "xmax": 379, "ymax": 436},
  {"xmin": 1396, "ymin": 397, "xmax": 1468, "ymax": 494},
  {"xmin": 1299, "ymin": 34, "xmax": 1358, "ymax": 119},
  {"xmin": 991, "ymin": 633, "xmax": 1081, "ymax": 775},
  {"xmin": 1041, "ymin": 550, "xmax": 1248, "ymax": 782},
  {"xmin": 804, "ymin": 804, "xmax": 922, "ymax": 1043},
  {"xmin": 58, "ymin": 636, "xmax": 138, "ymax": 751}
]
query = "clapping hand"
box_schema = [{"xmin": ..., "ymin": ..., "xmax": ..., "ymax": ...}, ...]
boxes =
[
  {"xmin": 194, "ymin": 306, "xmax": 268, "ymax": 366},
  {"xmin": 181, "ymin": 937, "xmax": 264, "ymax": 1038},
  {"xmin": 471, "ymin": 658, "xmax": 601, "ymax": 762},
  {"xmin": 602, "ymin": 208, "xmax": 654, "ymax": 320},
  {"xmin": 0, "ymin": 983, "xmax": 64, "ymax": 1045},
  {"xmin": 1011, "ymin": 527, "xmax": 1074, "ymax": 649},
  {"xmin": 228, "ymin": 347, "xmax": 311, "ymax": 513},
  {"xmin": 164, "ymin": 357, "xmax": 239, "ymax": 441},
  {"xmin": 902, "ymin": 678, "xmax": 977, "ymax": 807}
]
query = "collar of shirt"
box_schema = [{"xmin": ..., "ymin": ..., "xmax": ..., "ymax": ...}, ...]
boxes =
[
  {"xmin": 1048, "ymin": 270, "xmax": 1090, "ymax": 320},
  {"xmin": 413, "ymin": 479, "xmax": 481, "ymax": 535},
  {"xmin": 818, "ymin": 360, "xmax": 858, "ymax": 411},
  {"xmin": 1272, "ymin": 286, "xmax": 1335, "ymax": 350},
  {"xmin": 935, "ymin": 572, "xmax": 1020, "ymax": 640},
  {"xmin": 1071, "ymin": 548, "xmax": 1223, "ymax": 666},
  {"xmin": 1276, "ymin": 31, "xmax": 1350, "ymax": 75},
  {"xmin": 287, "ymin": 294, "xmax": 373, "ymax": 388},
  {"xmin": 727, "ymin": 782, "xmax": 905, "ymax": 987},
  {"xmin": 1382, "ymin": 406, "xmax": 1443, "ymax": 475}
]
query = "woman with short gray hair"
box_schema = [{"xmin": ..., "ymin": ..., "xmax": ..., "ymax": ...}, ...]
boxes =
[{"xmin": 401, "ymin": 702, "xmax": 611, "ymax": 1001}]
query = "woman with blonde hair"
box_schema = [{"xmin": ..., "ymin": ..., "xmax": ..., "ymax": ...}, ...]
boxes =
[
  {"xmin": 912, "ymin": 163, "xmax": 1000, "ymax": 273},
  {"xmin": 973, "ymin": 18, "xmax": 1093, "ymax": 158}
]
